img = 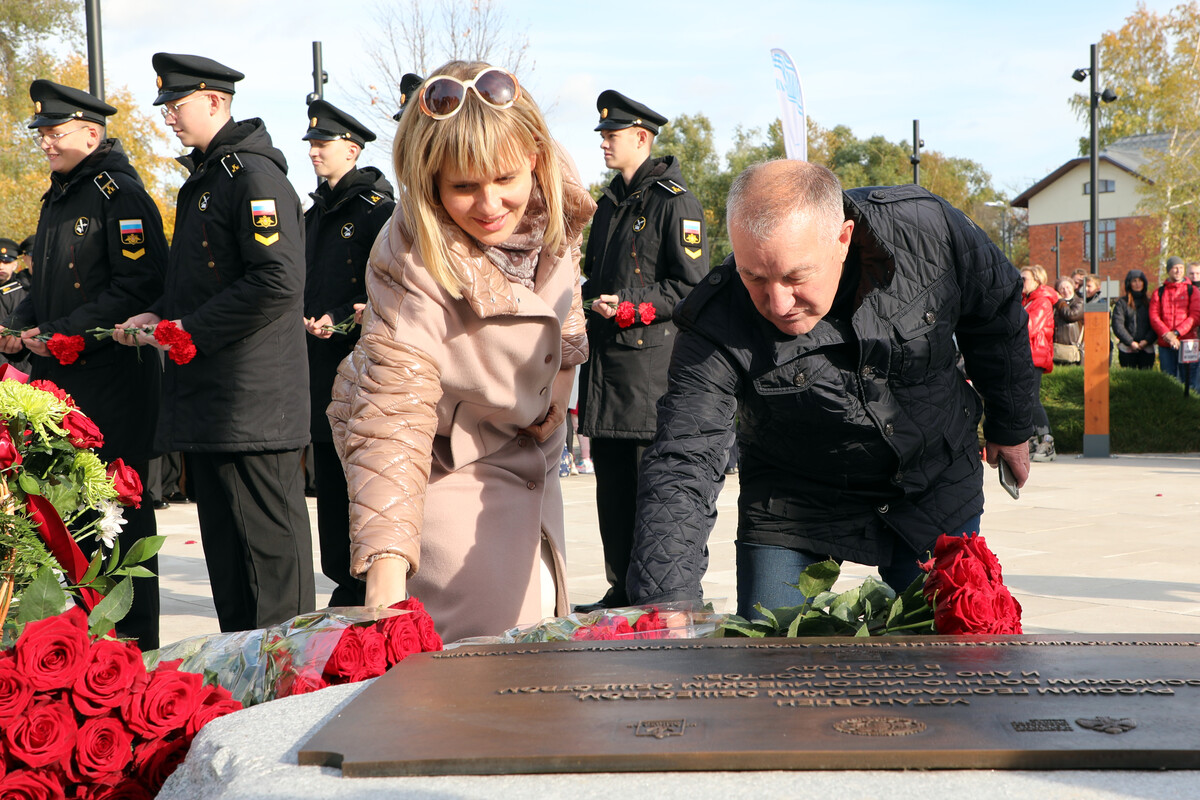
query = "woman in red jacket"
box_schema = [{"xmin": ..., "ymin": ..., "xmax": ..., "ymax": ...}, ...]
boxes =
[{"xmin": 1022, "ymin": 265, "xmax": 1058, "ymax": 461}]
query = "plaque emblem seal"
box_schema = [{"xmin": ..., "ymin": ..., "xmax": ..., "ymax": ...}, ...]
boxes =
[
  {"xmin": 834, "ymin": 716, "xmax": 926, "ymax": 737},
  {"xmin": 630, "ymin": 720, "xmax": 691, "ymax": 739},
  {"xmin": 1076, "ymin": 716, "xmax": 1136, "ymax": 735}
]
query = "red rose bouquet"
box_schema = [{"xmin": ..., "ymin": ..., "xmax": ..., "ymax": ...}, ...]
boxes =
[
  {"xmin": 0, "ymin": 606, "xmax": 242, "ymax": 797},
  {"xmin": 920, "ymin": 533, "xmax": 1022, "ymax": 635},
  {"xmin": 143, "ymin": 599, "xmax": 442, "ymax": 707},
  {"xmin": 450, "ymin": 601, "xmax": 726, "ymax": 646}
]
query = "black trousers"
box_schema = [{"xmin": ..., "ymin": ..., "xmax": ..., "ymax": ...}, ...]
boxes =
[
  {"xmin": 591, "ymin": 437, "xmax": 649, "ymax": 604},
  {"xmin": 78, "ymin": 459, "xmax": 160, "ymax": 650},
  {"xmin": 185, "ymin": 450, "xmax": 316, "ymax": 632},
  {"xmin": 313, "ymin": 441, "xmax": 365, "ymax": 607}
]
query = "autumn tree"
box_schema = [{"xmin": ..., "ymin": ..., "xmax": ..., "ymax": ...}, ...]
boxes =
[
  {"xmin": 358, "ymin": 0, "xmax": 532, "ymax": 123},
  {"xmin": 1071, "ymin": 2, "xmax": 1200, "ymax": 276}
]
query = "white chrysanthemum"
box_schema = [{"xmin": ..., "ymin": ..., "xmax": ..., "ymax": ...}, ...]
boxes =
[{"xmin": 96, "ymin": 498, "xmax": 127, "ymax": 549}]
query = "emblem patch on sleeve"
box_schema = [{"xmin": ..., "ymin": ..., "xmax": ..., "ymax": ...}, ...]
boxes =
[
  {"xmin": 682, "ymin": 218, "xmax": 702, "ymax": 245},
  {"xmin": 251, "ymin": 198, "xmax": 280, "ymax": 246},
  {"xmin": 119, "ymin": 219, "xmax": 146, "ymax": 260}
]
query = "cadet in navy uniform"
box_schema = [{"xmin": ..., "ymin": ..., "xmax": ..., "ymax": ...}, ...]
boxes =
[
  {"xmin": 0, "ymin": 239, "xmax": 30, "ymax": 372},
  {"xmin": 300, "ymin": 99, "xmax": 395, "ymax": 607},
  {"xmin": 2, "ymin": 81, "xmax": 167, "ymax": 648},
  {"xmin": 116, "ymin": 54, "xmax": 314, "ymax": 633},
  {"xmin": 575, "ymin": 90, "xmax": 709, "ymax": 611}
]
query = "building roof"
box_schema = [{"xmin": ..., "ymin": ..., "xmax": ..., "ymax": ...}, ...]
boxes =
[{"xmin": 1010, "ymin": 134, "xmax": 1163, "ymax": 208}]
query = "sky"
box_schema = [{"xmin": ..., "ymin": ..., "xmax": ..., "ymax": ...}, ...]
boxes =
[{"xmin": 91, "ymin": 0, "xmax": 1167, "ymax": 203}]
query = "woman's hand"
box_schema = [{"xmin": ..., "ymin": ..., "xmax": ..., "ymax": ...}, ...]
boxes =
[
  {"xmin": 519, "ymin": 366, "xmax": 575, "ymax": 442},
  {"xmin": 363, "ymin": 557, "xmax": 408, "ymax": 609}
]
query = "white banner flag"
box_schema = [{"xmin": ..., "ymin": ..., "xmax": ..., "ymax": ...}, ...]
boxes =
[{"xmin": 770, "ymin": 48, "xmax": 807, "ymax": 161}]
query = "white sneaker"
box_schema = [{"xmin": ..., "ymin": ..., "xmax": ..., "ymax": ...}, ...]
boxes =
[{"xmin": 578, "ymin": 458, "xmax": 595, "ymax": 474}]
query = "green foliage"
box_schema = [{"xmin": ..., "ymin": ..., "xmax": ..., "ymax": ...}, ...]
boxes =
[
  {"xmin": 719, "ymin": 560, "xmax": 935, "ymax": 639},
  {"xmin": 1041, "ymin": 364, "xmax": 1200, "ymax": 452}
]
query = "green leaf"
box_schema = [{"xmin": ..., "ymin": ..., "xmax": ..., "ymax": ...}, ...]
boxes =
[
  {"xmin": 793, "ymin": 559, "xmax": 841, "ymax": 598},
  {"xmin": 41, "ymin": 479, "xmax": 78, "ymax": 519},
  {"xmin": 88, "ymin": 578, "xmax": 133, "ymax": 635},
  {"xmin": 116, "ymin": 565, "xmax": 155, "ymax": 579},
  {"xmin": 80, "ymin": 549, "xmax": 103, "ymax": 586},
  {"xmin": 119, "ymin": 535, "xmax": 165, "ymax": 568},
  {"xmin": 17, "ymin": 472, "xmax": 41, "ymax": 496},
  {"xmin": 16, "ymin": 566, "xmax": 69, "ymax": 624}
]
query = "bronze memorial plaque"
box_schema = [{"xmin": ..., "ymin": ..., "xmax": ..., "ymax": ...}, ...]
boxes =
[{"xmin": 298, "ymin": 635, "xmax": 1200, "ymax": 775}]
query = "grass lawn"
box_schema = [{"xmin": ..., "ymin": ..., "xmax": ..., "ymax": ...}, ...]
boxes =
[{"xmin": 1039, "ymin": 365, "xmax": 1200, "ymax": 453}]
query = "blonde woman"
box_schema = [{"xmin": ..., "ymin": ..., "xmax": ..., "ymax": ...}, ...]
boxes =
[{"xmin": 328, "ymin": 62, "xmax": 597, "ymax": 642}]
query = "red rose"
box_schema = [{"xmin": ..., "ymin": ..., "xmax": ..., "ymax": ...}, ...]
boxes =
[
  {"xmin": 61, "ymin": 410, "xmax": 104, "ymax": 450},
  {"xmin": 637, "ymin": 302, "xmax": 656, "ymax": 325},
  {"xmin": 0, "ymin": 768, "xmax": 66, "ymax": 800},
  {"xmin": 932, "ymin": 584, "xmax": 1023, "ymax": 636},
  {"xmin": 0, "ymin": 654, "xmax": 34, "ymax": 724},
  {"xmin": 4, "ymin": 698, "xmax": 77, "ymax": 768},
  {"xmin": 29, "ymin": 380, "xmax": 75, "ymax": 407},
  {"xmin": 632, "ymin": 610, "xmax": 668, "ymax": 639},
  {"xmin": 323, "ymin": 626, "xmax": 387, "ymax": 684},
  {"xmin": 572, "ymin": 616, "xmax": 635, "ymax": 641},
  {"xmin": 132, "ymin": 735, "xmax": 189, "ymax": 793},
  {"xmin": 184, "ymin": 683, "xmax": 242, "ymax": 741},
  {"xmin": 15, "ymin": 607, "xmax": 90, "ymax": 692},
  {"xmin": 960, "ymin": 534, "xmax": 1003, "ymax": 581},
  {"xmin": 105, "ymin": 459, "xmax": 144, "ymax": 509},
  {"xmin": 71, "ymin": 715, "xmax": 134, "ymax": 782},
  {"xmin": 73, "ymin": 639, "xmax": 146, "ymax": 717},
  {"xmin": 88, "ymin": 781, "xmax": 157, "ymax": 800},
  {"xmin": 389, "ymin": 597, "xmax": 443, "ymax": 652},
  {"xmin": 379, "ymin": 613, "xmax": 423, "ymax": 667},
  {"xmin": 46, "ymin": 333, "xmax": 85, "ymax": 366},
  {"xmin": 0, "ymin": 427, "xmax": 21, "ymax": 471},
  {"xmin": 121, "ymin": 662, "xmax": 203, "ymax": 739},
  {"xmin": 614, "ymin": 300, "xmax": 636, "ymax": 328},
  {"xmin": 275, "ymin": 668, "xmax": 329, "ymax": 699}
]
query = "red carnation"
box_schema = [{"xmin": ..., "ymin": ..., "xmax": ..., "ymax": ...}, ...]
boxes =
[
  {"xmin": 614, "ymin": 300, "xmax": 636, "ymax": 328},
  {"xmin": 71, "ymin": 715, "xmax": 134, "ymax": 782},
  {"xmin": 29, "ymin": 379, "xmax": 74, "ymax": 406},
  {"xmin": 637, "ymin": 302, "xmax": 656, "ymax": 325},
  {"xmin": 0, "ymin": 768, "xmax": 67, "ymax": 800},
  {"xmin": 46, "ymin": 333, "xmax": 85, "ymax": 365},
  {"xmin": 0, "ymin": 654, "xmax": 34, "ymax": 724},
  {"xmin": 15, "ymin": 606, "xmax": 90, "ymax": 692},
  {"xmin": 154, "ymin": 320, "xmax": 196, "ymax": 365},
  {"xmin": 132, "ymin": 735, "xmax": 189, "ymax": 792},
  {"xmin": 184, "ymin": 683, "xmax": 243, "ymax": 741},
  {"xmin": 105, "ymin": 459, "xmax": 144, "ymax": 510},
  {"xmin": 166, "ymin": 338, "xmax": 196, "ymax": 365},
  {"xmin": 4, "ymin": 698, "xmax": 77, "ymax": 768},
  {"xmin": 0, "ymin": 427, "xmax": 21, "ymax": 471},
  {"xmin": 61, "ymin": 409, "xmax": 104, "ymax": 450},
  {"xmin": 73, "ymin": 638, "xmax": 146, "ymax": 717},
  {"xmin": 121, "ymin": 661, "xmax": 204, "ymax": 740}
]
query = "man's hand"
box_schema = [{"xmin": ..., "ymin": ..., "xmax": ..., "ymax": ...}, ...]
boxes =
[
  {"xmin": 0, "ymin": 328, "xmax": 24, "ymax": 355},
  {"xmin": 590, "ymin": 294, "xmax": 619, "ymax": 320},
  {"xmin": 1164, "ymin": 330, "xmax": 1181, "ymax": 350},
  {"xmin": 984, "ymin": 441, "xmax": 1030, "ymax": 489},
  {"xmin": 20, "ymin": 327, "xmax": 48, "ymax": 358},
  {"xmin": 114, "ymin": 313, "xmax": 164, "ymax": 348},
  {"xmin": 519, "ymin": 366, "xmax": 575, "ymax": 442},
  {"xmin": 304, "ymin": 313, "xmax": 335, "ymax": 339}
]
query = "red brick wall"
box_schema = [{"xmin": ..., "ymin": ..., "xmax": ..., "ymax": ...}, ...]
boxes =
[{"xmin": 1027, "ymin": 216, "xmax": 1160, "ymax": 284}]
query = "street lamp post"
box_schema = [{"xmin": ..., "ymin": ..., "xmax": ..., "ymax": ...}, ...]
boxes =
[
  {"xmin": 984, "ymin": 200, "xmax": 1009, "ymax": 260},
  {"xmin": 1071, "ymin": 46, "xmax": 1118, "ymax": 460}
]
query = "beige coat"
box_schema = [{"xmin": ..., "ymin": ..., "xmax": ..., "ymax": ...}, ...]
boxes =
[{"xmin": 328, "ymin": 166, "xmax": 595, "ymax": 644}]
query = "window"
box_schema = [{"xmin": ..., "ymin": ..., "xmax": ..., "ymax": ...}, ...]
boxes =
[
  {"xmin": 1084, "ymin": 219, "xmax": 1117, "ymax": 262},
  {"xmin": 1083, "ymin": 179, "xmax": 1116, "ymax": 194}
]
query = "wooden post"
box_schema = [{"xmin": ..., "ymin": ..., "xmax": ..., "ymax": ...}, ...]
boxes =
[{"xmin": 1082, "ymin": 305, "xmax": 1110, "ymax": 457}]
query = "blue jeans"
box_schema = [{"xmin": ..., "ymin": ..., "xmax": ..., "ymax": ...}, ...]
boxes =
[
  {"xmin": 1159, "ymin": 345, "xmax": 1200, "ymax": 391},
  {"xmin": 735, "ymin": 514, "xmax": 982, "ymax": 620}
]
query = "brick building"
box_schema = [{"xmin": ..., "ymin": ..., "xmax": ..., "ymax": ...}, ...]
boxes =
[{"xmin": 1012, "ymin": 135, "xmax": 1164, "ymax": 285}]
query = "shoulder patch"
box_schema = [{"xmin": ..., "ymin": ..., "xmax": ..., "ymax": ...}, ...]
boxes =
[
  {"xmin": 251, "ymin": 198, "xmax": 280, "ymax": 246},
  {"xmin": 119, "ymin": 219, "xmax": 146, "ymax": 260},
  {"xmin": 359, "ymin": 191, "xmax": 384, "ymax": 206},
  {"xmin": 93, "ymin": 171, "xmax": 119, "ymax": 200},
  {"xmin": 0, "ymin": 281, "xmax": 23, "ymax": 295},
  {"xmin": 221, "ymin": 153, "xmax": 244, "ymax": 178},
  {"xmin": 655, "ymin": 179, "xmax": 687, "ymax": 196}
]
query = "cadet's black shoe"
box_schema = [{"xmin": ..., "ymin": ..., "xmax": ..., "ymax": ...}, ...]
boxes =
[{"xmin": 572, "ymin": 589, "xmax": 629, "ymax": 614}]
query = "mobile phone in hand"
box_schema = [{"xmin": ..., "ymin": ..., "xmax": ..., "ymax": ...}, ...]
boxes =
[{"xmin": 998, "ymin": 458, "xmax": 1019, "ymax": 499}]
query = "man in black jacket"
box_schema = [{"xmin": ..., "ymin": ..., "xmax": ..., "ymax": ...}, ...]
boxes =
[
  {"xmin": 0, "ymin": 238, "xmax": 30, "ymax": 373},
  {"xmin": 627, "ymin": 160, "xmax": 1035, "ymax": 618},
  {"xmin": 4, "ymin": 81, "xmax": 167, "ymax": 648},
  {"xmin": 300, "ymin": 99, "xmax": 395, "ymax": 607},
  {"xmin": 575, "ymin": 90, "xmax": 709, "ymax": 611},
  {"xmin": 117, "ymin": 53, "xmax": 314, "ymax": 632}
]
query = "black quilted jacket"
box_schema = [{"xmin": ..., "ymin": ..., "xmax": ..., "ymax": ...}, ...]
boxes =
[{"xmin": 627, "ymin": 184, "xmax": 1036, "ymax": 604}]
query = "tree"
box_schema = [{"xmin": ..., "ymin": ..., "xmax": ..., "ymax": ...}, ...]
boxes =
[
  {"xmin": 358, "ymin": 0, "xmax": 532, "ymax": 124},
  {"xmin": 1070, "ymin": 2, "xmax": 1200, "ymax": 275}
]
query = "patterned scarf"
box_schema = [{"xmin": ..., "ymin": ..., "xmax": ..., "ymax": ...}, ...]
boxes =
[{"xmin": 479, "ymin": 178, "xmax": 547, "ymax": 291}]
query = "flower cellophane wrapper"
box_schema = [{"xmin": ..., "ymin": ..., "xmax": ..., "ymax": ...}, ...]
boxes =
[
  {"xmin": 143, "ymin": 606, "xmax": 414, "ymax": 706},
  {"xmin": 446, "ymin": 601, "xmax": 728, "ymax": 647}
]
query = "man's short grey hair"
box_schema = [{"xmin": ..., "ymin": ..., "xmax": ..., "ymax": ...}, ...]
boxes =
[{"xmin": 726, "ymin": 160, "xmax": 845, "ymax": 244}]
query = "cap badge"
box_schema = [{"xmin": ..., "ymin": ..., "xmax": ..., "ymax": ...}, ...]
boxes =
[
  {"xmin": 34, "ymin": 101, "xmax": 41, "ymax": 112},
  {"xmin": 156, "ymin": 76, "xmax": 163, "ymax": 89},
  {"xmin": 601, "ymin": 108, "xmax": 608, "ymax": 119},
  {"xmin": 199, "ymin": 82, "xmax": 206, "ymax": 89}
]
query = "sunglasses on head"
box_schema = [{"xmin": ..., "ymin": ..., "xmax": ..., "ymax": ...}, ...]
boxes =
[{"xmin": 418, "ymin": 67, "xmax": 521, "ymax": 120}]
